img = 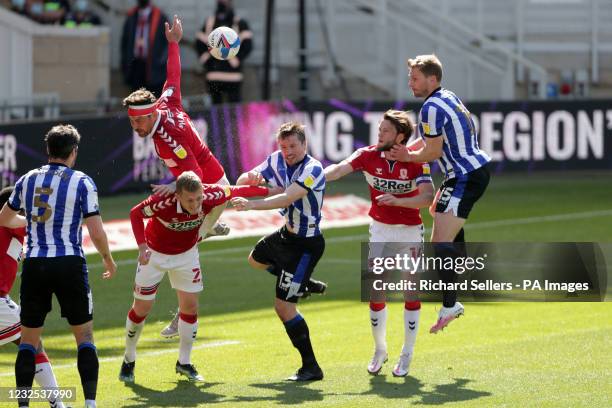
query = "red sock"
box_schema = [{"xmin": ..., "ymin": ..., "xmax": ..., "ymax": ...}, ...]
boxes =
[
  {"xmin": 370, "ymin": 302, "xmax": 386, "ymax": 311},
  {"xmin": 128, "ymin": 308, "xmax": 147, "ymax": 324},
  {"xmin": 34, "ymin": 351, "xmax": 49, "ymax": 365},
  {"xmin": 178, "ymin": 312, "xmax": 197, "ymax": 324},
  {"xmin": 405, "ymin": 301, "xmax": 421, "ymax": 310}
]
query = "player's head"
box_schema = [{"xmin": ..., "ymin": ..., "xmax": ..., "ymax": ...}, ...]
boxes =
[
  {"xmin": 176, "ymin": 171, "xmax": 204, "ymax": 215},
  {"xmin": 0, "ymin": 186, "xmax": 14, "ymax": 211},
  {"xmin": 407, "ymin": 54, "xmax": 443, "ymax": 98},
  {"xmin": 377, "ymin": 110, "xmax": 414, "ymax": 151},
  {"xmin": 276, "ymin": 122, "xmax": 307, "ymax": 166},
  {"xmin": 123, "ymin": 88, "xmax": 159, "ymax": 138},
  {"xmin": 45, "ymin": 124, "xmax": 81, "ymax": 168}
]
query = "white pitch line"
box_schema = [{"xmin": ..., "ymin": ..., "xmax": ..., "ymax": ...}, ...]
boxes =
[
  {"xmin": 87, "ymin": 208, "xmax": 612, "ymax": 270},
  {"xmin": 0, "ymin": 340, "xmax": 240, "ymax": 377}
]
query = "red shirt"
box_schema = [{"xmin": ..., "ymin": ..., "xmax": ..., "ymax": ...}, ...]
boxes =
[
  {"xmin": 0, "ymin": 226, "xmax": 25, "ymax": 296},
  {"xmin": 347, "ymin": 146, "xmax": 432, "ymax": 226},
  {"xmin": 130, "ymin": 185, "xmax": 268, "ymax": 255},
  {"xmin": 150, "ymin": 42, "xmax": 225, "ymax": 184}
]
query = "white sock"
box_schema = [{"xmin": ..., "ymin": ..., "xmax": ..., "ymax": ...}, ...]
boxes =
[
  {"xmin": 178, "ymin": 314, "xmax": 198, "ymax": 365},
  {"xmin": 34, "ymin": 357, "xmax": 64, "ymax": 408},
  {"xmin": 124, "ymin": 309, "xmax": 146, "ymax": 363},
  {"xmin": 85, "ymin": 399, "xmax": 96, "ymax": 407},
  {"xmin": 369, "ymin": 305, "xmax": 387, "ymax": 352},
  {"xmin": 402, "ymin": 308, "xmax": 420, "ymax": 356}
]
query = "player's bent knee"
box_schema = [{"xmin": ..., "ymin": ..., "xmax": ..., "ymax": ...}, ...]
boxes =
[
  {"xmin": 177, "ymin": 291, "xmax": 198, "ymax": 315},
  {"xmin": 132, "ymin": 299, "xmax": 154, "ymax": 316},
  {"xmin": 248, "ymin": 253, "xmax": 268, "ymax": 270},
  {"xmin": 274, "ymin": 298, "xmax": 297, "ymax": 321},
  {"xmin": 71, "ymin": 321, "xmax": 94, "ymax": 345}
]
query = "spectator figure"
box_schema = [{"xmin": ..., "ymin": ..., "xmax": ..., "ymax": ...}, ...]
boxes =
[
  {"xmin": 9, "ymin": 0, "xmax": 29, "ymax": 17},
  {"xmin": 195, "ymin": 0, "xmax": 253, "ymax": 104},
  {"xmin": 64, "ymin": 0, "xmax": 101, "ymax": 27},
  {"xmin": 28, "ymin": 0, "xmax": 70, "ymax": 24},
  {"xmin": 121, "ymin": 0, "xmax": 168, "ymax": 97}
]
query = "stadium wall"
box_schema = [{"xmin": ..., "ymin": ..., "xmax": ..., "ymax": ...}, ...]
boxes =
[{"xmin": 0, "ymin": 99, "xmax": 610, "ymax": 195}]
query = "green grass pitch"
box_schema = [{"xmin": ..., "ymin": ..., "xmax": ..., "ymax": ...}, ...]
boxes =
[{"xmin": 1, "ymin": 172, "xmax": 611, "ymax": 407}]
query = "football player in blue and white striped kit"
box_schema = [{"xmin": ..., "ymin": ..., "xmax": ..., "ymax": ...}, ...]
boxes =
[
  {"xmin": 0, "ymin": 124, "xmax": 116, "ymax": 408},
  {"xmin": 389, "ymin": 54, "xmax": 491, "ymax": 334},
  {"xmin": 231, "ymin": 122, "xmax": 326, "ymax": 382}
]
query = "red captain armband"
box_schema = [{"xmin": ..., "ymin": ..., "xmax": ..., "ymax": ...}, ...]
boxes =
[{"xmin": 230, "ymin": 185, "xmax": 269, "ymax": 198}]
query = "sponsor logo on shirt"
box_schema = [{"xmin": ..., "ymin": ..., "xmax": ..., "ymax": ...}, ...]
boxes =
[
  {"xmin": 158, "ymin": 217, "xmax": 204, "ymax": 232},
  {"xmin": 365, "ymin": 172, "xmax": 416, "ymax": 194},
  {"xmin": 173, "ymin": 145, "xmax": 187, "ymax": 159},
  {"xmin": 304, "ymin": 175, "xmax": 315, "ymax": 188}
]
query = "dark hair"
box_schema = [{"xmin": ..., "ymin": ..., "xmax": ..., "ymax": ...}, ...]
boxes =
[
  {"xmin": 383, "ymin": 110, "xmax": 414, "ymax": 145},
  {"xmin": 276, "ymin": 122, "xmax": 306, "ymax": 143},
  {"xmin": 45, "ymin": 124, "xmax": 81, "ymax": 159},
  {"xmin": 0, "ymin": 186, "xmax": 14, "ymax": 210},
  {"xmin": 122, "ymin": 88, "xmax": 157, "ymax": 107},
  {"xmin": 407, "ymin": 54, "xmax": 443, "ymax": 82}
]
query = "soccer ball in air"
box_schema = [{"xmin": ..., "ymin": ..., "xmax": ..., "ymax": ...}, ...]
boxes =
[{"xmin": 208, "ymin": 26, "xmax": 241, "ymax": 60}]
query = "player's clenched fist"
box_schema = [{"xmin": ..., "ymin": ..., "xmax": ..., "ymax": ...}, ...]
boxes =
[
  {"xmin": 245, "ymin": 170, "xmax": 264, "ymax": 186},
  {"xmin": 138, "ymin": 243, "xmax": 152, "ymax": 265},
  {"xmin": 231, "ymin": 197, "xmax": 253, "ymax": 211}
]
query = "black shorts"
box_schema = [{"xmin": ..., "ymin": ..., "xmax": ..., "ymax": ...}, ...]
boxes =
[
  {"xmin": 20, "ymin": 256, "xmax": 93, "ymax": 328},
  {"xmin": 435, "ymin": 165, "xmax": 490, "ymax": 219},
  {"xmin": 251, "ymin": 226, "xmax": 325, "ymax": 303}
]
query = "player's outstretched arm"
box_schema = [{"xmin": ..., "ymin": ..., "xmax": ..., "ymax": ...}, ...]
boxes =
[
  {"xmin": 232, "ymin": 183, "xmax": 307, "ymax": 211},
  {"xmin": 84, "ymin": 215, "xmax": 116, "ymax": 279},
  {"xmin": 324, "ymin": 161, "xmax": 354, "ymax": 182},
  {"xmin": 236, "ymin": 170, "xmax": 265, "ymax": 186},
  {"xmin": 376, "ymin": 182, "xmax": 434, "ymax": 209}
]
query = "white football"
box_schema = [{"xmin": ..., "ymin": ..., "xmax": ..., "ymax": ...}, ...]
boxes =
[{"xmin": 208, "ymin": 26, "xmax": 241, "ymax": 60}]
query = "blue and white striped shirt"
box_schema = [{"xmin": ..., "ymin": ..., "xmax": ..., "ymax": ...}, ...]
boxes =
[
  {"xmin": 255, "ymin": 151, "xmax": 325, "ymax": 238},
  {"xmin": 8, "ymin": 163, "xmax": 100, "ymax": 258},
  {"xmin": 418, "ymin": 88, "xmax": 491, "ymax": 178}
]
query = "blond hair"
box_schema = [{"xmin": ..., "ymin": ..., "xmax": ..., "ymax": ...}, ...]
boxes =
[
  {"xmin": 122, "ymin": 88, "xmax": 156, "ymax": 107},
  {"xmin": 407, "ymin": 54, "xmax": 443, "ymax": 82},
  {"xmin": 176, "ymin": 171, "xmax": 203, "ymax": 194}
]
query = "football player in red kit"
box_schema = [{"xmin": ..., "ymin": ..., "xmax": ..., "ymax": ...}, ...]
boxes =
[
  {"xmin": 123, "ymin": 15, "xmax": 231, "ymax": 337},
  {"xmin": 325, "ymin": 110, "xmax": 434, "ymax": 377},
  {"xmin": 118, "ymin": 171, "xmax": 269, "ymax": 383}
]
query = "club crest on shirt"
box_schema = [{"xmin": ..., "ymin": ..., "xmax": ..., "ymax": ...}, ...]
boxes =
[
  {"xmin": 399, "ymin": 169, "xmax": 408, "ymax": 180},
  {"xmin": 375, "ymin": 168, "xmax": 383, "ymax": 175}
]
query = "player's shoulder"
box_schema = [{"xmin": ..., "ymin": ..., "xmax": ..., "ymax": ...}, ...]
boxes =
[
  {"xmin": 267, "ymin": 150, "xmax": 283, "ymax": 163},
  {"xmin": 304, "ymin": 154, "xmax": 323, "ymax": 169},
  {"xmin": 143, "ymin": 194, "xmax": 177, "ymax": 214},
  {"xmin": 349, "ymin": 145, "xmax": 377, "ymax": 160}
]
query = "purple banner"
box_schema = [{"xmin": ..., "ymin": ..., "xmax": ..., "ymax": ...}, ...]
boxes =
[{"xmin": 1, "ymin": 99, "xmax": 610, "ymax": 195}]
